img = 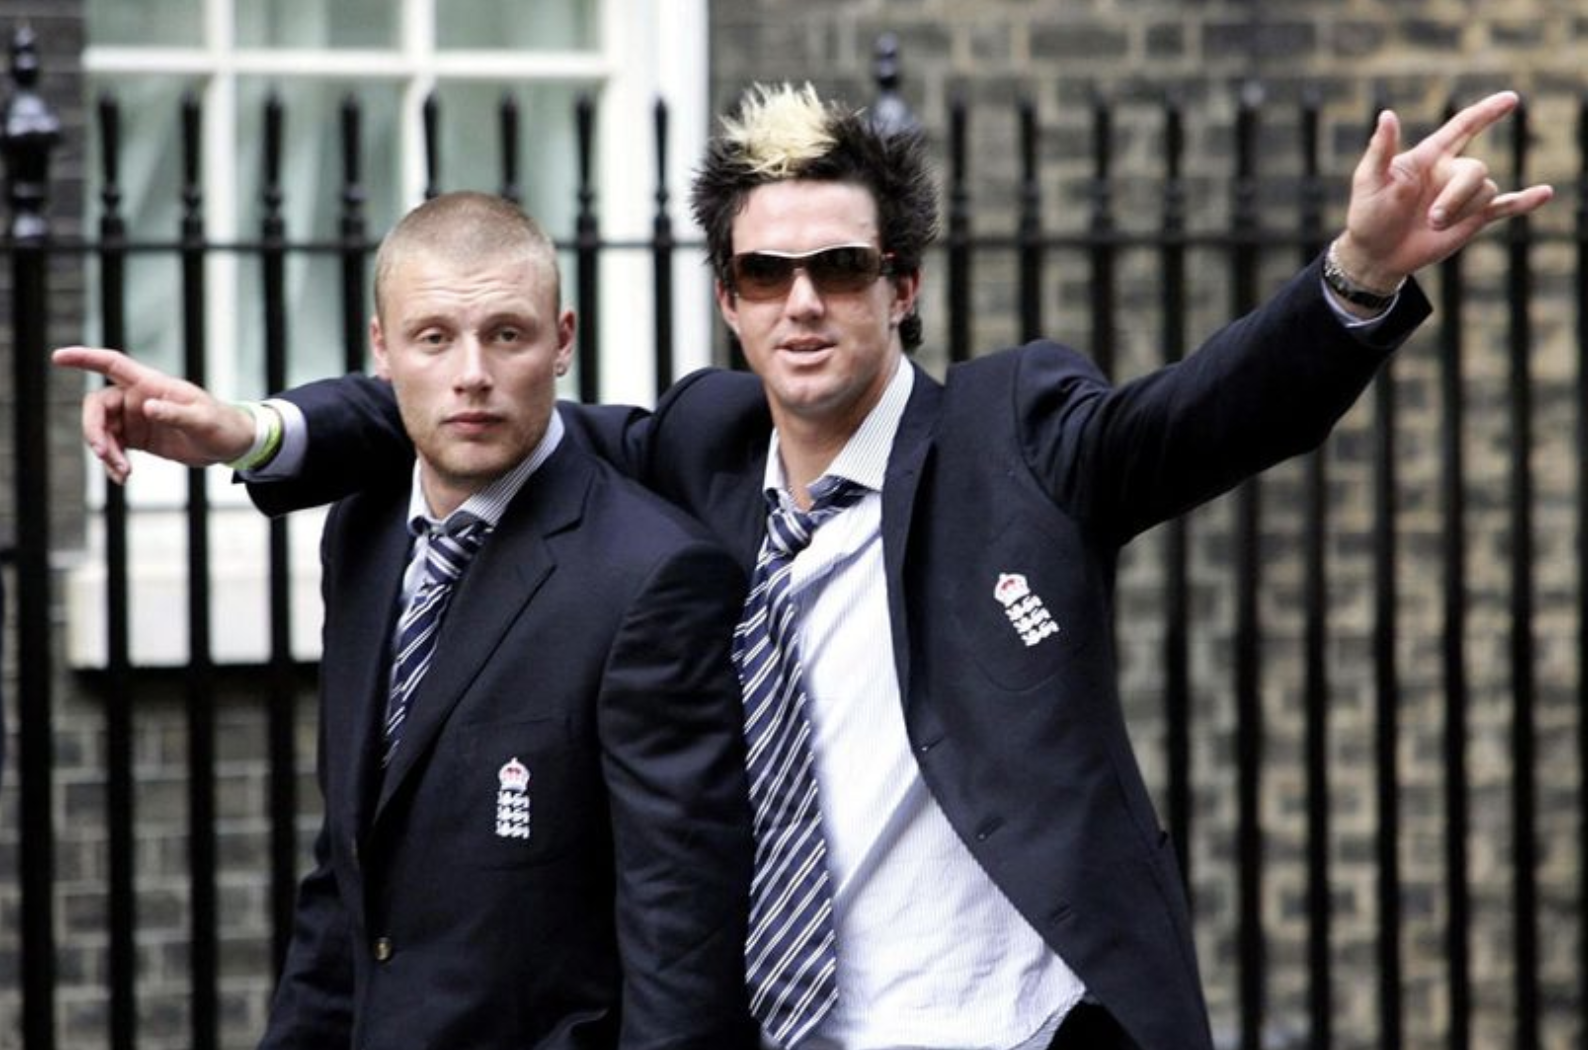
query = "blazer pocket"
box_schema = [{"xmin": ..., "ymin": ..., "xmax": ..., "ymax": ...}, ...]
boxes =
[
  {"xmin": 453, "ymin": 716, "xmax": 599, "ymax": 870},
  {"xmin": 947, "ymin": 513, "xmax": 1079, "ymax": 692}
]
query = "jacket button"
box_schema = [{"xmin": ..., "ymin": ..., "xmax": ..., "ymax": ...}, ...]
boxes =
[
  {"xmin": 373, "ymin": 937, "xmax": 393, "ymax": 962},
  {"xmin": 975, "ymin": 817, "xmax": 1004, "ymax": 842}
]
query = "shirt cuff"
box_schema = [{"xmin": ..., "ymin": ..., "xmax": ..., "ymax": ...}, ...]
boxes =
[
  {"xmin": 239, "ymin": 397, "xmax": 307, "ymax": 480},
  {"xmin": 1322, "ymin": 277, "xmax": 1398, "ymax": 331}
]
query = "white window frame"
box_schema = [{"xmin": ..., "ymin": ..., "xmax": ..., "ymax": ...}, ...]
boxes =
[{"xmin": 66, "ymin": 0, "xmax": 712, "ymax": 667}]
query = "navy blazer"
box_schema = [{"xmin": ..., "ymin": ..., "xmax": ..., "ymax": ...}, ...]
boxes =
[
  {"xmin": 257, "ymin": 258, "xmax": 1431, "ymax": 1050},
  {"xmin": 259, "ymin": 437, "xmax": 758, "ymax": 1050}
]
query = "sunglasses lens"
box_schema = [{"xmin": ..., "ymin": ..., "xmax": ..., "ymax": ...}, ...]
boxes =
[
  {"xmin": 732, "ymin": 253, "xmax": 798, "ymax": 300},
  {"xmin": 807, "ymin": 246, "xmax": 882, "ymax": 291},
  {"xmin": 730, "ymin": 245, "xmax": 892, "ymax": 301}
]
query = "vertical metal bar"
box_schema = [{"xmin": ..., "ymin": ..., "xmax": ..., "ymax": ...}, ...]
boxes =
[
  {"xmin": 1296, "ymin": 87, "xmax": 1332, "ymax": 1050},
  {"xmin": 4, "ymin": 23, "xmax": 60, "ymax": 1050},
  {"xmin": 652, "ymin": 98, "xmax": 674, "ymax": 397},
  {"xmin": 946, "ymin": 95, "xmax": 971, "ymax": 364},
  {"xmin": 339, "ymin": 95, "xmax": 367, "ymax": 376},
  {"xmin": 1159, "ymin": 93, "xmax": 1192, "ymax": 887},
  {"xmin": 1088, "ymin": 91, "xmax": 1115, "ymax": 379},
  {"xmin": 1017, "ymin": 97, "xmax": 1042, "ymax": 342},
  {"xmin": 498, "ymin": 92, "xmax": 521, "ymax": 204},
  {"xmin": 1437, "ymin": 99, "xmax": 1472, "ymax": 1050},
  {"xmin": 1504, "ymin": 98, "xmax": 1539, "ymax": 1050},
  {"xmin": 1365, "ymin": 92, "xmax": 1406, "ymax": 1050},
  {"xmin": 1230, "ymin": 79, "xmax": 1265, "ymax": 1050},
  {"xmin": 575, "ymin": 94, "xmax": 600, "ymax": 403},
  {"xmin": 178, "ymin": 89, "xmax": 219, "ymax": 1050},
  {"xmin": 1373, "ymin": 293, "xmax": 1404, "ymax": 1050},
  {"xmin": 423, "ymin": 92, "xmax": 440, "ymax": 200},
  {"xmin": 1576, "ymin": 90, "xmax": 1588, "ymax": 1050},
  {"xmin": 96, "ymin": 91, "xmax": 137, "ymax": 1050},
  {"xmin": 259, "ymin": 92, "xmax": 300, "ymax": 980}
]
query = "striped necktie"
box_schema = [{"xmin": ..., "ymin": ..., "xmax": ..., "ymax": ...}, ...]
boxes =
[
  {"xmin": 732, "ymin": 475, "xmax": 867, "ymax": 1047},
  {"xmin": 384, "ymin": 517, "xmax": 492, "ymax": 764}
]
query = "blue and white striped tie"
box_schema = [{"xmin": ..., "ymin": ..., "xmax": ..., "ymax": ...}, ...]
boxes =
[
  {"xmin": 384, "ymin": 517, "xmax": 491, "ymax": 764},
  {"xmin": 732, "ymin": 475, "xmax": 866, "ymax": 1047}
]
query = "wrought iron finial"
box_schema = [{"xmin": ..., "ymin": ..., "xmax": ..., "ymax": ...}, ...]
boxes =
[
  {"xmin": 2, "ymin": 23, "xmax": 61, "ymax": 241},
  {"xmin": 869, "ymin": 33, "xmax": 917, "ymax": 135}
]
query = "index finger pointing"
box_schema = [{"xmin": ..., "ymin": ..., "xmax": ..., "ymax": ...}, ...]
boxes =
[
  {"xmin": 52, "ymin": 346, "xmax": 157, "ymax": 388},
  {"xmin": 1420, "ymin": 90, "xmax": 1520, "ymax": 159}
]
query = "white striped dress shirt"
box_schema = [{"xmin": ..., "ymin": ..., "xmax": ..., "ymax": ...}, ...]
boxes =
[{"xmin": 760, "ymin": 361, "xmax": 1085, "ymax": 1050}]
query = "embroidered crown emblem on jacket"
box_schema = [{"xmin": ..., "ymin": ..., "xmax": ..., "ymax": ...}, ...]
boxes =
[{"xmin": 994, "ymin": 572, "xmax": 1060, "ymax": 648}]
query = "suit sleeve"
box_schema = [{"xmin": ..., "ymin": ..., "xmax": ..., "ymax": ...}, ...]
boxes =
[
  {"xmin": 244, "ymin": 374, "xmax": 412, "ymax": 516},
  {"xmin": 596, "ymin": 541, "xmax": 758, "ymax": 1050},
  {"xmin": 256, "ymin": 821, "xmax": 356, "ymax": 1049},
  {"xmin": 1018, "ymin": 255, "xmax": 1432, "ymax": 542},
  {"xmin": 245, "ymin": 375, "xmax": 669, "ymax": 516}
]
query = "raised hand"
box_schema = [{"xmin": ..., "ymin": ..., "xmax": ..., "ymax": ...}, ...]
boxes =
[
  {"xmin": 52, "ymin": 345, "xmax": 257, "ymax": 484},
  {"xmin": 1335, "ymin": 91, "xmax": 1553, "ymax": 292}
]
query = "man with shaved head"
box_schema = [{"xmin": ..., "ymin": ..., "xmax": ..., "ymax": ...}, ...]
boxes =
[{"xmin": 64, "ymin": 192, "xmax": 759, "ymax": 1049}]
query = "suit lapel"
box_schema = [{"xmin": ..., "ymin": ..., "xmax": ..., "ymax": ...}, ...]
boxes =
[
  {"xmin": 881, "ymin": 363, "xmax": 941, "ymax": 707},
  {"xmin": 371, "ymin": 446, "xmax": 589, "ymax": 822},
  {"xmin": 709, "ymin": 461, "xmax": 770, "ymax": 570}
]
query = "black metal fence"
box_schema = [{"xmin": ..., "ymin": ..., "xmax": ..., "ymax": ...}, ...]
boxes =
[{"xmin": 4, "ymin": 22, "xmax": 1586, "ymax": 1050}]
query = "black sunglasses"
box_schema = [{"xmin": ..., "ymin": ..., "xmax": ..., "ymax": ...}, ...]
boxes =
[{"xmin": 727, "ymin": 243, "xmax": 896, "ymax": 302}]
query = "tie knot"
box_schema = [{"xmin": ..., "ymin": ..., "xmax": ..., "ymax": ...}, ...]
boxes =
[
  {"xmin": 765, "ymin": 476, "xmax": 867, "ymax": 558},
  {"xmin": 425, "ymin": 517, "xmax": 492, "ymax": 585}
]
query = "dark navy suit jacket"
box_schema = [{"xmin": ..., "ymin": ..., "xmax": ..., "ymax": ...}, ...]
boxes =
[
  {"xmin": 258, "ymin": 437, "xmax": 758, "ymax": 1050},
  {"xmin": 256, "ymin": 257, "xmax": 1431, "ymax": 1050}
]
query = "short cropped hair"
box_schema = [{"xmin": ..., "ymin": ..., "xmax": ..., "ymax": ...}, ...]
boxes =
[
  {"xmin": 691, "ymin": 83, "xmax": 938, "ymax": 350},
  {"xmin": 373, "ymin": 191, "xmax": 561, "ymax": 323}
]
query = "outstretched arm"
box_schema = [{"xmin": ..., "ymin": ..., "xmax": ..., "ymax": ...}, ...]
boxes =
[
  {"xmin": 1024, "ymin": 93, "xmax": 1552, "ymax": 541},
  {"xmin": 52, "ymin": 346, "xmax": 257, "ymax": 484},
  {"xmin": 1329, "ymin": 90, "xmax": 1553, "ymax": 315}
]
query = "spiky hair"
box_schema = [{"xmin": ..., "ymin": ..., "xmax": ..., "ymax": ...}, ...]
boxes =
[
  {"xmin": 691, "ymin": 82, "xmax": 938, "ymax": 350},
  {"xmin": 715, "ymin": 83, "xmax": 840, "ymax": 178}
]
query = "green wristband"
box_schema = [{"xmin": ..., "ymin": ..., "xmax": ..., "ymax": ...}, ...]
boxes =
[{"xmin": 225, "ymin": 401, "xmax": 284, "ymax": 472}]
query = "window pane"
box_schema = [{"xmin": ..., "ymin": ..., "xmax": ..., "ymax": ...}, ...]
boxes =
[
  {"xmin": 85, "ymin": 74, "xmax": 205, "ymax": 374},
  {"xmin": 87, "ymin": 0, "xmax": 203, "ymax": 47},
  {"xmin": 235, "ymin": 78, "xmax": 404, "ymax": 387},
  {"xmin": 430, "ymin": 81, "xmax": 581, "ymax": 246},
  {"xmin": 436, "ymin": 0, "xmax": 596, "ymax": 51},
  {"xmin": 235, "ymin": 0, "xmax": 399, "ymax": 49}
]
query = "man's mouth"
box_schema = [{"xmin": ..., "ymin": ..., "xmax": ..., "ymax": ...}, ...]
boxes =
[
  {"xmin": 779, "ymin": 338, "xmax": 833, "ymax": 356},
  {"xmin": 445, "ymin": 411, "xmax": 502, "ymax": 434}
]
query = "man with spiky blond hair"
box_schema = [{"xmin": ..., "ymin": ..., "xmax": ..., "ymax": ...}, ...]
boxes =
[{"xmin": 64, "ymin": 83, "xmax": 1550, "ymax": 1050}]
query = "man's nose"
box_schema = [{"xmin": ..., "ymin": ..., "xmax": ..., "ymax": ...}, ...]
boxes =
[
  {"xmin": 783, "ymin": 267, "xmax": 826, "ymax": 315},
  {"xmin": 454, "ymin": 338, "xmax": 492, "ymax": 389}
]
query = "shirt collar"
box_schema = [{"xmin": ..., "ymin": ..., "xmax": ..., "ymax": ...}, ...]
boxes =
[
  {"xmin": 762, "ymin": 359, "xmax": 915, "ymax": 502},
  {"xmin": 406, "ymin": 407, "xmax": 566, "ymax": 537}
]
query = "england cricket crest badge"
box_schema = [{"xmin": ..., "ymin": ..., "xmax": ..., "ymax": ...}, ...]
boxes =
[
  {"xmin": 994, "ymin": 572, "xmax": 1060, "ymax": 648},
  {"xmin": 495, "ymin": 757, "xmax": 532, "ymax": 841}
]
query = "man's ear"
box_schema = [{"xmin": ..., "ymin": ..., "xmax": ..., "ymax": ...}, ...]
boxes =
[
  {"xmin": 890, "ymin": 268, "xmax": 921, "ymax": 328},
  {"xmin": 713, "ymin": 278, "xmax": 741, "ymax": 338},
  {"xmin": 554, "ymin": 308, "xmax": 576, "ymax": 377},
  {"xmin": 369, "ymin": 314, "xmax": 391, "ymax": 380}
]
